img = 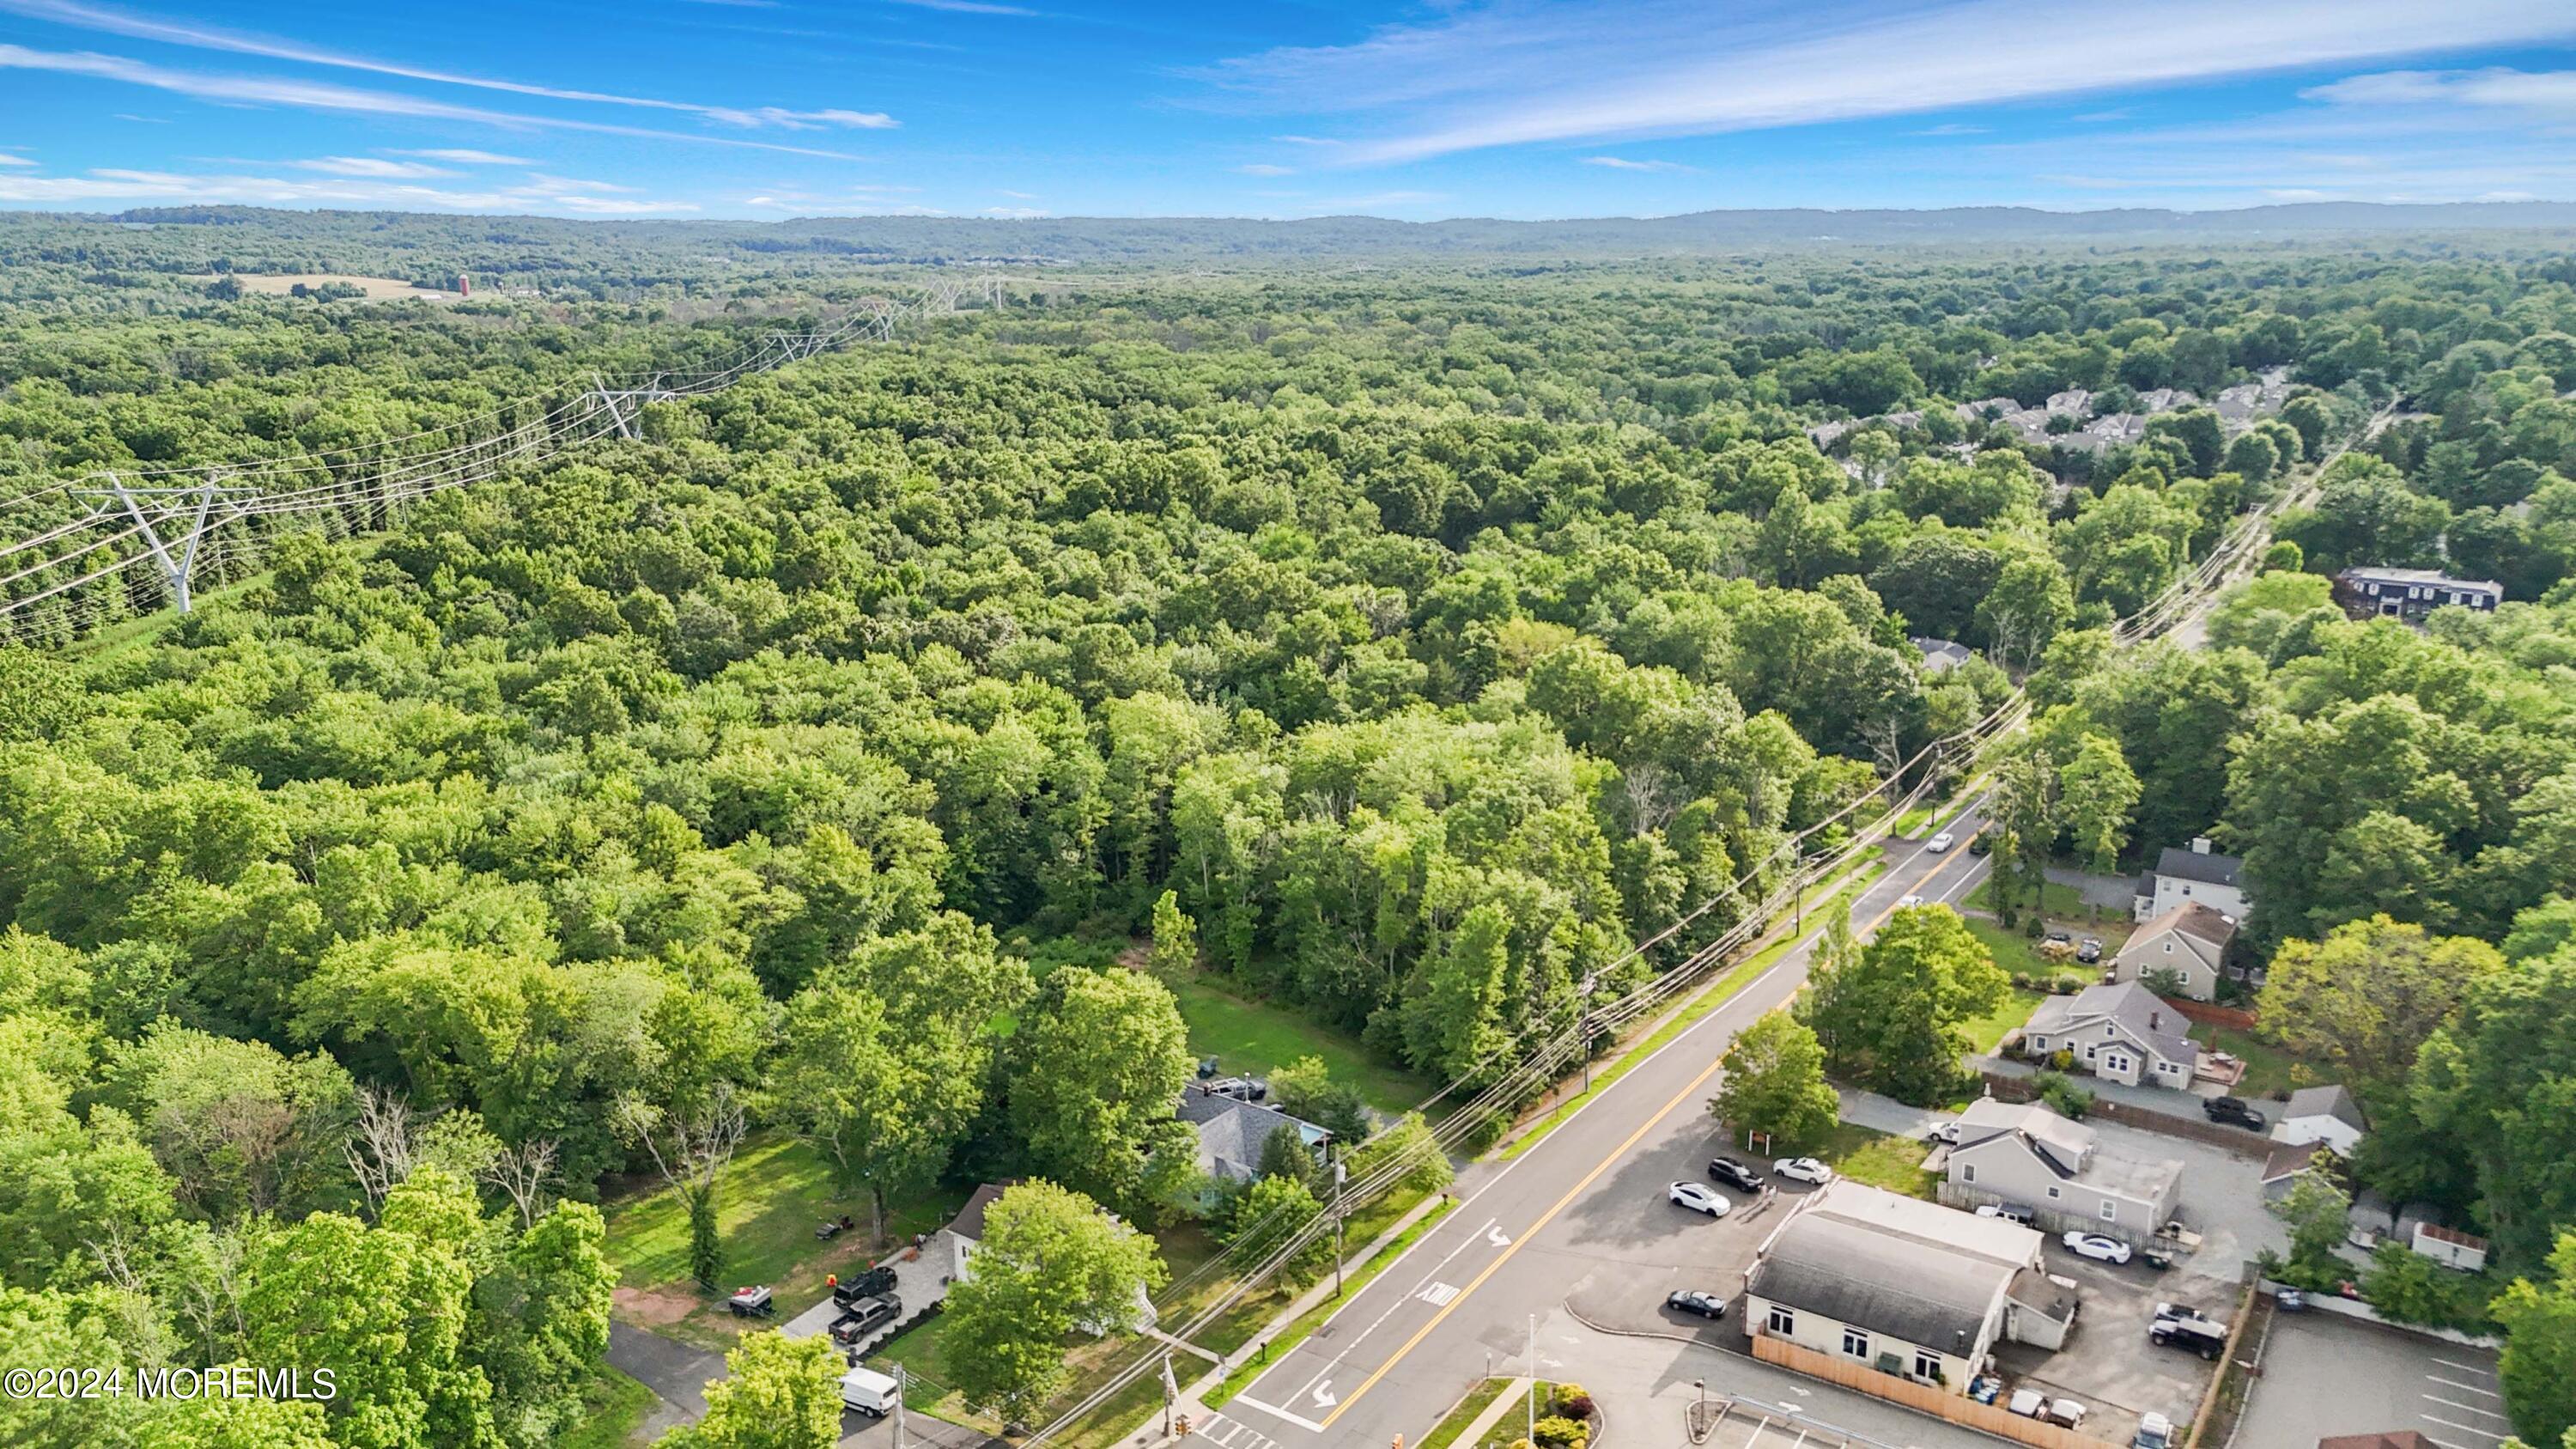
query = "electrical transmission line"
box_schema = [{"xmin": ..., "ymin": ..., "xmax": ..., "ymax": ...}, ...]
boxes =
[{"xmin": 0, "ymin": 276, "xmax": 1001, "ymax": 646}]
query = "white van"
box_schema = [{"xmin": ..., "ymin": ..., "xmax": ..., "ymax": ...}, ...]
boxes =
[{"xmin": 839, "ymin": 1367, "xmax": 902, "ymax": 1417}]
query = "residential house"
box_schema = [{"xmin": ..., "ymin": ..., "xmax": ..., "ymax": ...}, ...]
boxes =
[
  {"xmin": 2020, "ymin": 981, "xmax": 2200, "ymax": 1090},
  {"xmin": 2134, "ymin": 838, "xmax": 2251, "ymax": 924},
  {"xmin": 2044, "ymin": 388, "xmax": 2092, "ymax": 416},
  {"xmin": 2273, "ymin": 1086, "xmax": 2367, "ymax": 1160},
  {"xmin": 1744, "ymin": 1180, "xmax": 2077, "ymax": 1395},
  {"xmin": 2333, "ymin": 567, "xmax": 2503, "ymax": 624},
  {"xmin": 1941, "ymin": 1098, "xmax": 2184, "ymax": 1243},
  {"xmin": 2110, "ymin": 902, "xmax": 2237, "ymax": 1001},
  {"xmin": 1912, "ymin": 636, "xmax": 1974, "ymax": 674},
  {"xmin": 1177, "ymin": 1086, "xmax": 1330, "ymax": 1184},
  {"xmin": 939, "ymin": 1179, "xmax": 1158, "ymax": 1331}
]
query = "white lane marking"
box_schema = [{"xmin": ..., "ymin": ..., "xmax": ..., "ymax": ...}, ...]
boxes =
[
  {"xmin": 2420, "ymin": 1414, "xmax": 2505, "ymax": 1442},
  {"xmin": 2423, "ymin": 1394, "xmax": 2507, "ymax": 1418},
  {"xmin": 1229, "ymin": 1394, "xmax": 1327, "ymax": 1434},
  {"xmin": 1280, "ymin": 1217, "xmax": 1501, "ymax": 1401},
  {"xmin": 1417, "ymin": 1282, "xmax": 1460, "ymax": 1306},
  {"xmin": 1486, "ymin": 1224, "xmax": 1512, "ymax": 1247},
  {"xmin": 1309, "ymin": 1380, "xmax": 1337, "ymax": 1409},
  {"xmin": 2432, "ymin": 1357, "xmax": 2495, "ymax": 1376},
  {"xmin": 2427, "ymin": 1377, "xmax": 2502, "ymax": 1397}
]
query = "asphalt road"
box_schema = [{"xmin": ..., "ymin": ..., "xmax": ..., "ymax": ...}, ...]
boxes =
[
  {"xmin": 1217, "ymin": 802, "xmax": 1999, "ymax": 1449},
  {"xmin": 2233, "ymin": 1314, "xmax": 2508, "ymax": 1449}
]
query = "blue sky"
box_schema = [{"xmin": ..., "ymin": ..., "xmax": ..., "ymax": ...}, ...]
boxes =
[{"xmin": 2, "ymin": 0, "xmax": 2574, "ymax": 220}]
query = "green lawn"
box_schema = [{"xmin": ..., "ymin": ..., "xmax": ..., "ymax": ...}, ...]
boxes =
[
  {"xmin": 2192, "ymin": 1023, "xmax": 2313, "ymax": 1099},
  {"xmin": 1812, "ymin": 1122, "xmax": 1937, "ymax": 1200},
  {"xmin": 558, "ymin": 1367, "xmax": 656, "ymax": 1449},
  {"xmin": 1960, "ymin": 987, "xmax": 2057, "ymax": 1056},
  {"xmin": 1961, "ymin": 916, "xmax": 2096, "ymax": 985},
  {"xmin": 1171, "ymin": 975, "xmax": 1431, "ymax": 1116},
  {"xmin": 1418, "ymin": 1378, "xmax": 1516, "ymax": 1449},
  {"xmin": 603, "ymin": 1132, "xmax": 967, "ymax": 1343}
]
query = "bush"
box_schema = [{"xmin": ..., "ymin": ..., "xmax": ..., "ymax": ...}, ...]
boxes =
[
  {"xmin": 2362, "ymin": 1241, "xmax": 2499, "ymax": 1333},
  {"xmin": 2035, "ymin": 1069, "xmax": 2095, "ymax": 1119},
  {"xmin": 1552, "ymin": 1384, "xmax": 1595, "ymax": 1420},
  {"xmin": 2025, "ymin": 915, "xmax": 2047, "ymax": 940},
  {"xmin": 1533, "ymin": 1415, "xmax": 1589, "ymax": 1448}
]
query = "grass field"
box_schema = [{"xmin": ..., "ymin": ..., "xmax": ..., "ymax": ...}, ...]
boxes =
[
  {"xmin": 603, "ymin": 1131, "xmax": 965, "ymax": 1345},
  {"xmin": 1417, "ymin": 1378, "xmax": 1516, "ymax": 1449},
  {"xmin": 191, "ymin": 271, "xmax": 461, "ymax": 300},
  {"xmin": 1811, "ymin": 1122, "xmax": 1937, "ymax": 1199},
  {"xmin": 558, "ymin": 1367, "xmax": 657, "ymax": 1449},
  {"xmin": 1171, "ymin": 975, "xmax": 1431, "ymax": 1115},
  {"xmin": 2191, "ymin": 1022, "xmax": 2312, "ymax": 1099}
]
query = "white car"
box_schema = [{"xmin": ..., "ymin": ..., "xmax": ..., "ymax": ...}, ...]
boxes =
[
  {"xmin": 1929, "ymin": 1120, "xmax": 1961, "ymax": 1144},
  {"xmin": 1773, "ymin": 1157, "xmax": 1833, "ymax": 1185},
  {"xmin": 2007, "ymin": 1387, "xmax": 2045, "ymax": 1418},
  {"xmin": 1898, "ymin": 893, "xmax": 1925, "ymax": 908},
  {"xmin": 2062, "ymin": 1231, "xmax": 2133, "ymax": 1264},
  {"xmin": 1926, "ymin": 831, "xmax": 1956, "ymax": 853},
  {"xmin": 1668, "ymin": 1181, "xmax": 1730, "ymax": 1216}
]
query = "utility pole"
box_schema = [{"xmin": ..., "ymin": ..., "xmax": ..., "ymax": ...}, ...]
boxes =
[
  {"xmin": 1526, "ymin": 1314, "xmax": 1536, "ymax": 1442},
  {"xmin": 894, "ymin": 1363, "xmax": 908, "ymax": 1449},
  {"xmin": 1333, "ymin": 1157, "xmax": 1349, "ymax": 1297}
]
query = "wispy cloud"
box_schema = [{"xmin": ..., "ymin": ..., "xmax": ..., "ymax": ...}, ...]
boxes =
[
  {"xmin": 2303, "ymin": 67, "xmax": 2576, "ymax": 114},
  {"xmin": 0, "ymin": 41, "xmax": 877, "ymax": 158},
  {"xmin": 996, "ymin": 188, "xmax": 1035, "ymax": 198},
  {"xmin": 1581, "ymin": 155, "xmax": 1693, "ymax": 172},
  {"xmin": 0, "ymin": 164, "xmax": 699, "ymax": 212},
  {"xmin": 393, "ymin": 148, "xmax": 533, "ymax": 165},
  {"xmin": 1198, "ymin": 0, "xmax": 2576, "ymax": 166},
  {"xmin": 880, "ymin": 0, "xmax": 1039, "ymax": 13},
  {"xmin": 1235, "ymin": 162, "xmax": 1294, "ymax": 175},
  {"xmin": 291, "ymin": 155, "xmax": 453, "ymax": 177},
  {"xmin": 1911, "ymin": 122, "xmax": 1988, "ymax": 136},
  {"xmin": 2071, "ymin": 107, "xmax": 2133, "ymax": 122},
  {"xmin": 0, "ymin": 151, "xmax": 34, "ymax": 167},
  {"xmin": 0, "ymin": 0, "xmax": 894, "ymax": 131}
]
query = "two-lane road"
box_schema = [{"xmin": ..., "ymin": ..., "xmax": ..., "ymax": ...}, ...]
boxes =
[{"xmin": 1218, "ymin": 802, "xmax": 1998, "ymax": 1449}]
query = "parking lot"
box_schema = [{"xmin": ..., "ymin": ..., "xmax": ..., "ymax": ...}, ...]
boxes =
[
  {"xmin": 2234, "ymin": 1312, "xmax": 2508, "ymax": 1449},
  {"xmin": 1992, "ymin": 1239, "xmax": 2227, "ymax": 1446}
]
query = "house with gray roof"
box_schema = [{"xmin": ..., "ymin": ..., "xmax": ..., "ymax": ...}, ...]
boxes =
[
  {"xmin": 2020, "ymin": 980, "xmax": 2199, "ymax": 1090},
  {"xmin": 2134, "ymin": 837, "xmax": 2251, "ymax": 923},
  {"xmin": 2334, "ymin": 567, "xmax": 2503, "ymax": 624},
  {"xmin": 1176, "ymin": 1086, "xmax": 1330, "ymax": 1184},
  {"xmin": 1744, "ymin": 1180, "xmax": 2075, "ymax": 1394},
  {"xmin": 2110, "ymin": 901, "xmax": 2238, "ymax": 1001},
  {"xmin": 2274, "ymin": 1085, "xmax": 2368, "ymax": 1160},
  {"xmin": 1911, "ymin": 636, "xmax": 1974, "ymax": 674},
  {"xmin": 1941, "ymin": 1099, "xmax": 2184, "ymax": 1244}
]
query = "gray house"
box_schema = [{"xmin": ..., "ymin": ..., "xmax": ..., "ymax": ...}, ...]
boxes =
[
  {"xmin": 2020, "ymin": 980, "xmax": 2199, "ymax": 1090},
  {"xmin": 2133, "ymin": 838, "xmax": 2251, "ymax": 924},
  {"xmin": 1941, "ymin": 1099, "xmax": 2184, "ymax": 1244},
  {"xmin": 2109, "ymin": 901, "xmax": 2236, "ymax": 1001},
  {"xmin": 1176, "ymin": 1087, "xmax": 1330, "ymax": 1184},
  {"xmin": 2334, "ymin": 567, "xmax": 2502, "ymax": 624}
]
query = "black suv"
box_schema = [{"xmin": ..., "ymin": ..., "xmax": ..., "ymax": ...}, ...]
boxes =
[
  {"xmin": 2203, "ymin": 1097, "xmax": 2267, "ymax": 1131},
  {"xmin": 1708, "ymin": 1156, "xmax": 1763, "ymax": 1192}
]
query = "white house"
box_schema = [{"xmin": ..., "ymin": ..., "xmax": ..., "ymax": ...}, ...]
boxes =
[
  {"xmin": 2110, "ymin": 902, "xmax": 2237, "ymax": 1002},
  {"xmin": 1941, "ymin": 1098, "xmax": 2184, "ymax": 1243},
  {"xmin": 1744, "ymin": 1180, "xmax": 2076, "ymax": 1395},
  {"xmin": 938, "ymin": 1181, "xmax": 1157, "ymax": 1332},
  {"xmin": 2272, "ymin": 1085, "xmax": 2367, "ymax": 1160},
  {"xmin": 2020, "ymin": 981, "xmax": 2199, "ymax": 1090},
  {"xmin": 2134, "ymin": 839, "xmax": 2251, "ymax": 925}
]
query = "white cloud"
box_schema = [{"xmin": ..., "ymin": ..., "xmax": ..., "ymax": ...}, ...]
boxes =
[
  {"xmin": 0, "ymin": 41, "xmax": 872, "ymax": 159},
  {"xmin": 1198, "ymin": 0, "xmax": 2576, "ymax": 166},
  {"xmin": 394, "ymin": 148, "xmax": 534, "ymax": 165},
  {"xmin": 1235, "ymin": 162, "xmax": 1295, "ymax": 175},
  {"xmin": 995, "ymin": 188, "xmax": 1035, "ymax": 198},
  {"xmin": 1911, "ymin": 123, "xmax": 1988, "ymax": 136},
  {"xmin": 0, "ymin": 0, "xmax": 898, "ymax": 132},
  {"xmin": 0, "ymin": 150, "xmax": 34, "ymax": 167},
  {"xmin": 1580, "ymin": 155, "xmax": 1693, "ymax": 172},
  {"xmin": 0, "ymin": 164, "xmax": 699, "ymax": 212},
  {"xmin": 881, "ymin": 0, "xmax": 1040, "ymax": 14},
  {"xmin": 290, "ymin": 155, "xmax": 453, "ymax": 177},
  {"xmin": 2304, "ymin": 67, "xmax": 2576, "ymax": 114}
]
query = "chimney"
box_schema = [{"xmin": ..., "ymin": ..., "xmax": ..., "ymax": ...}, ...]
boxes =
[
  {"xmin": 2190, "ymin": 837, "xmax": 2211, "ymax": 855},
  {"xmin": 2150, "ymin": 1009, "xmax": 2163, "ymax": 1031}
]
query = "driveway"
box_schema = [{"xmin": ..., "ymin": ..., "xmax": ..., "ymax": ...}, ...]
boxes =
[
  {"xmin": 607, "ymin": 1321, "xmax": 721, "ymax": 1439},
  {"xmin": 783, "ymin": 1240, "xmax": 957, "ymax": 1359},
  {"xmin": 1994, "ymin": 1242, "xmax": 2227, "ymax": 1444},
  {"xmin": 2234, "ymin": 1312, "xmax": 2509, "ymax": 1449}
]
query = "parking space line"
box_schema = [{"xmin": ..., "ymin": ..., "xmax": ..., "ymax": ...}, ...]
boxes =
[
  {"xmin": 2427, "ymin": 1376, "xmax": 2501, "ymax": 1397},
  {"xmin": 2421, "ymin": 1413, "xmax": 2505, "ymax": 1442},
  {"xmin": 2432, "ymin": 1357, "xmax": 2496, "ymax": 1375},
  {"xmin": 2423, "ymin": 1394, "xmax": 2508, "ymax": 1418}
]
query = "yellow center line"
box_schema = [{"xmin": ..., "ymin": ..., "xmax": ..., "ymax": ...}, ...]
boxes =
[{"xmin": 1324, "ymin": 825, "xmax": 1988, "ymax": 1430}]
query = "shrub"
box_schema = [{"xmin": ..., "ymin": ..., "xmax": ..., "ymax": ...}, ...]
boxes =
[
  {"xmin": 1533, "ymin": 1415, "xmax": 1589, "ymax": 1448},
  {"xmin": 2035, "ymin": 1069, "xmax": 2095, "ymax": 1119},
  {"xmin": 1552, "ymin": 1384, "xmax": 1595, "ymax": 1420}
]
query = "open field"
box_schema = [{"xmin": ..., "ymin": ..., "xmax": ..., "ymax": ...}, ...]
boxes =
[{"xmin": 1172, "ymin": 974, "xmax": 1432, "ymax": 1115}]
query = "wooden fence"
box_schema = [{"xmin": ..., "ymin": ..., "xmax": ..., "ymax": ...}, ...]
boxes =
[
  {"xmin": 2154, "ymin": 996, "xmax": 2258, "ymax": 1032},
  {"xmin": 1980, "ymin": 1071, "xmax": 2272, "ymax": 1160},
  {"xmin": 1749, "ymin": 1336, "xmax": 2123, "ymax": 1449}
]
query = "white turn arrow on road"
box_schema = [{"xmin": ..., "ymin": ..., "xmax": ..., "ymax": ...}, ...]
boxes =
[
  {"xmin": 1310, "ymin": 1381, "xmax": 1337, "ymax": 1409},
  {"xmin": 1486, "ymin": 1225, "xmax": 1511, "ymax": 1247}
]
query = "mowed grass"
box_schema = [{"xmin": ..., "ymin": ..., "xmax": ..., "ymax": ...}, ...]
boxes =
[
  {"xmin": 1417, "ymin": 1377, "xmax": 1514, "ymax": 1449},
  {"xmin": 603, "ymin": 1131, "xmax": 966, "ymax": 1338},
  {"xmin": 1961, "ymin": 916, "xmax": 2098, "ymax": 986},
  {"xmin": 1171, "ymin": 974, "xmax": 1431, "ymax": 1116},
  {"xmin": 1961, "ymin": 988, "xmax": 2058, "ymax": 1056},
  {"xmin": 1811, "ymin": 1122, "xmax": 1937, "ymax": 1199},
  {"xmin": 2192, "ymin": 1022, "xmax": 2312, "ymax": 1099}
]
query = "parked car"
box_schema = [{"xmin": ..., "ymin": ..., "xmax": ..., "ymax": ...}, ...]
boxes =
[
  {"xmin": 2044, "ymin": 929, "xmax": 2074, "ymax": 948},
  {"xmin": 2150, "ymin": 1307, "xmax": 2229, "ymax": 1361},
  {"xmin": 1967, "ymin": 831, "xmax": 1993, "ymax": 856},
  {"xmin": 1197, "ymin": 1056, "xmax": 1221, "ymax": 1080},
  {"xmin": 2062, "ymin": 1232, "xmax": 2133, "ymax": 1265},
  {"xmin": 831, "ymin": 1268, "xmax": 897, "ymax": 1309},
  {"xmin": 1773, "ymin": 1157, "xmax": 1833, "ymax": 1185},
  {"xmin": 1927, "ymin": 1120, "xmax": 1961, "ymax": 1145},
  {"xmin": 2275, "ymin": 1288, "xmax": 2311, "ymax": 1313},
  {"xmin": 1976, "ymin": 1201, "xmax": 2038, "ymax": 1225},
  {"xmin": 1898, "ymin": 893, "xmax": 1925, "ymax": 908},
  {"xmin": 1707, "ymin": 1156, "xmax": 1764, "ymax": 1192},
  {"xmin": 1207, "ymin": 1075, "xmax": 1270, "ymax": 1102},
  {"xmin": 2203, "ymin": 1096, "xmax": 2267, "ymax": 1131},
  {"xmin": 2076, "ymin": 937, "xmax": 2103, "ymax": 963},
  {"xmin": 1667, "ymin": 1289, "xmax": 1728, "ymax": 1319},
  {"xmin": 2007, "ymin": 1387, "xmax": 2046, "ymax": 1418},
  {"xmin": 1927, "ymin": 831, "xmax": 1956, "ymax": 853},
  {"xmin": 2134, "ymin": 1411, "xmax": 2177, "ymax": 1449},
  {"xmin": 1668, "ymin": 1181, "xmax": 1730, "ymax": 1217},
  {"xmin": 829, "ymin": 1293, "xmax": 902, "ymax": 1345},
  {"xmin": 839, "ymin": 1366, "xmax": 902, "ymax": 1417},
  {"xmin": 2043, "ymin": 1397, "xmax": 2089, "ymax": 1428}
]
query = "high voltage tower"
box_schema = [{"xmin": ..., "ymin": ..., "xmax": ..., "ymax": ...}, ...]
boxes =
[{"xmin": 0, "ymin": 275, "xmax": 1002, "ymax": 646}]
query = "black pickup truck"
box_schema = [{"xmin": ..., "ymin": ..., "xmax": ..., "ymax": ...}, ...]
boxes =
[{"xmin": 832, "ymin": 1267, "xmax": 898, "ymax": 1311}]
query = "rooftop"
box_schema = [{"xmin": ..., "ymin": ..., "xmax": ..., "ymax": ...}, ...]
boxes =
[
  {"xmin": 2151, "ymin": 843, "xmax": 2244, "ymax": 889},
  {"xmin": 2282, "ymin": 1084, "xmax": 2366, "ymax": 1133},
  {"xmin": 2336, "ymin": 566, "xmax": 2503, "ymax": 593},
  {"xmin": 2024, "ymin": 980, "xmax": 2197, "ymax": 1067},
  {"xmin": 2130, "ymin": 901, "xmax": 2238, "ymax": 953},
  {"xmin": 1750, "ymin": 1183, "xmax": 2040, "ymax": 1355}
]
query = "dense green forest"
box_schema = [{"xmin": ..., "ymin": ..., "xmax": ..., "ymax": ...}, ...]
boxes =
[{"xmin": 7, "ymin": 210, "xmax": 2576, "ymax": 1446}]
